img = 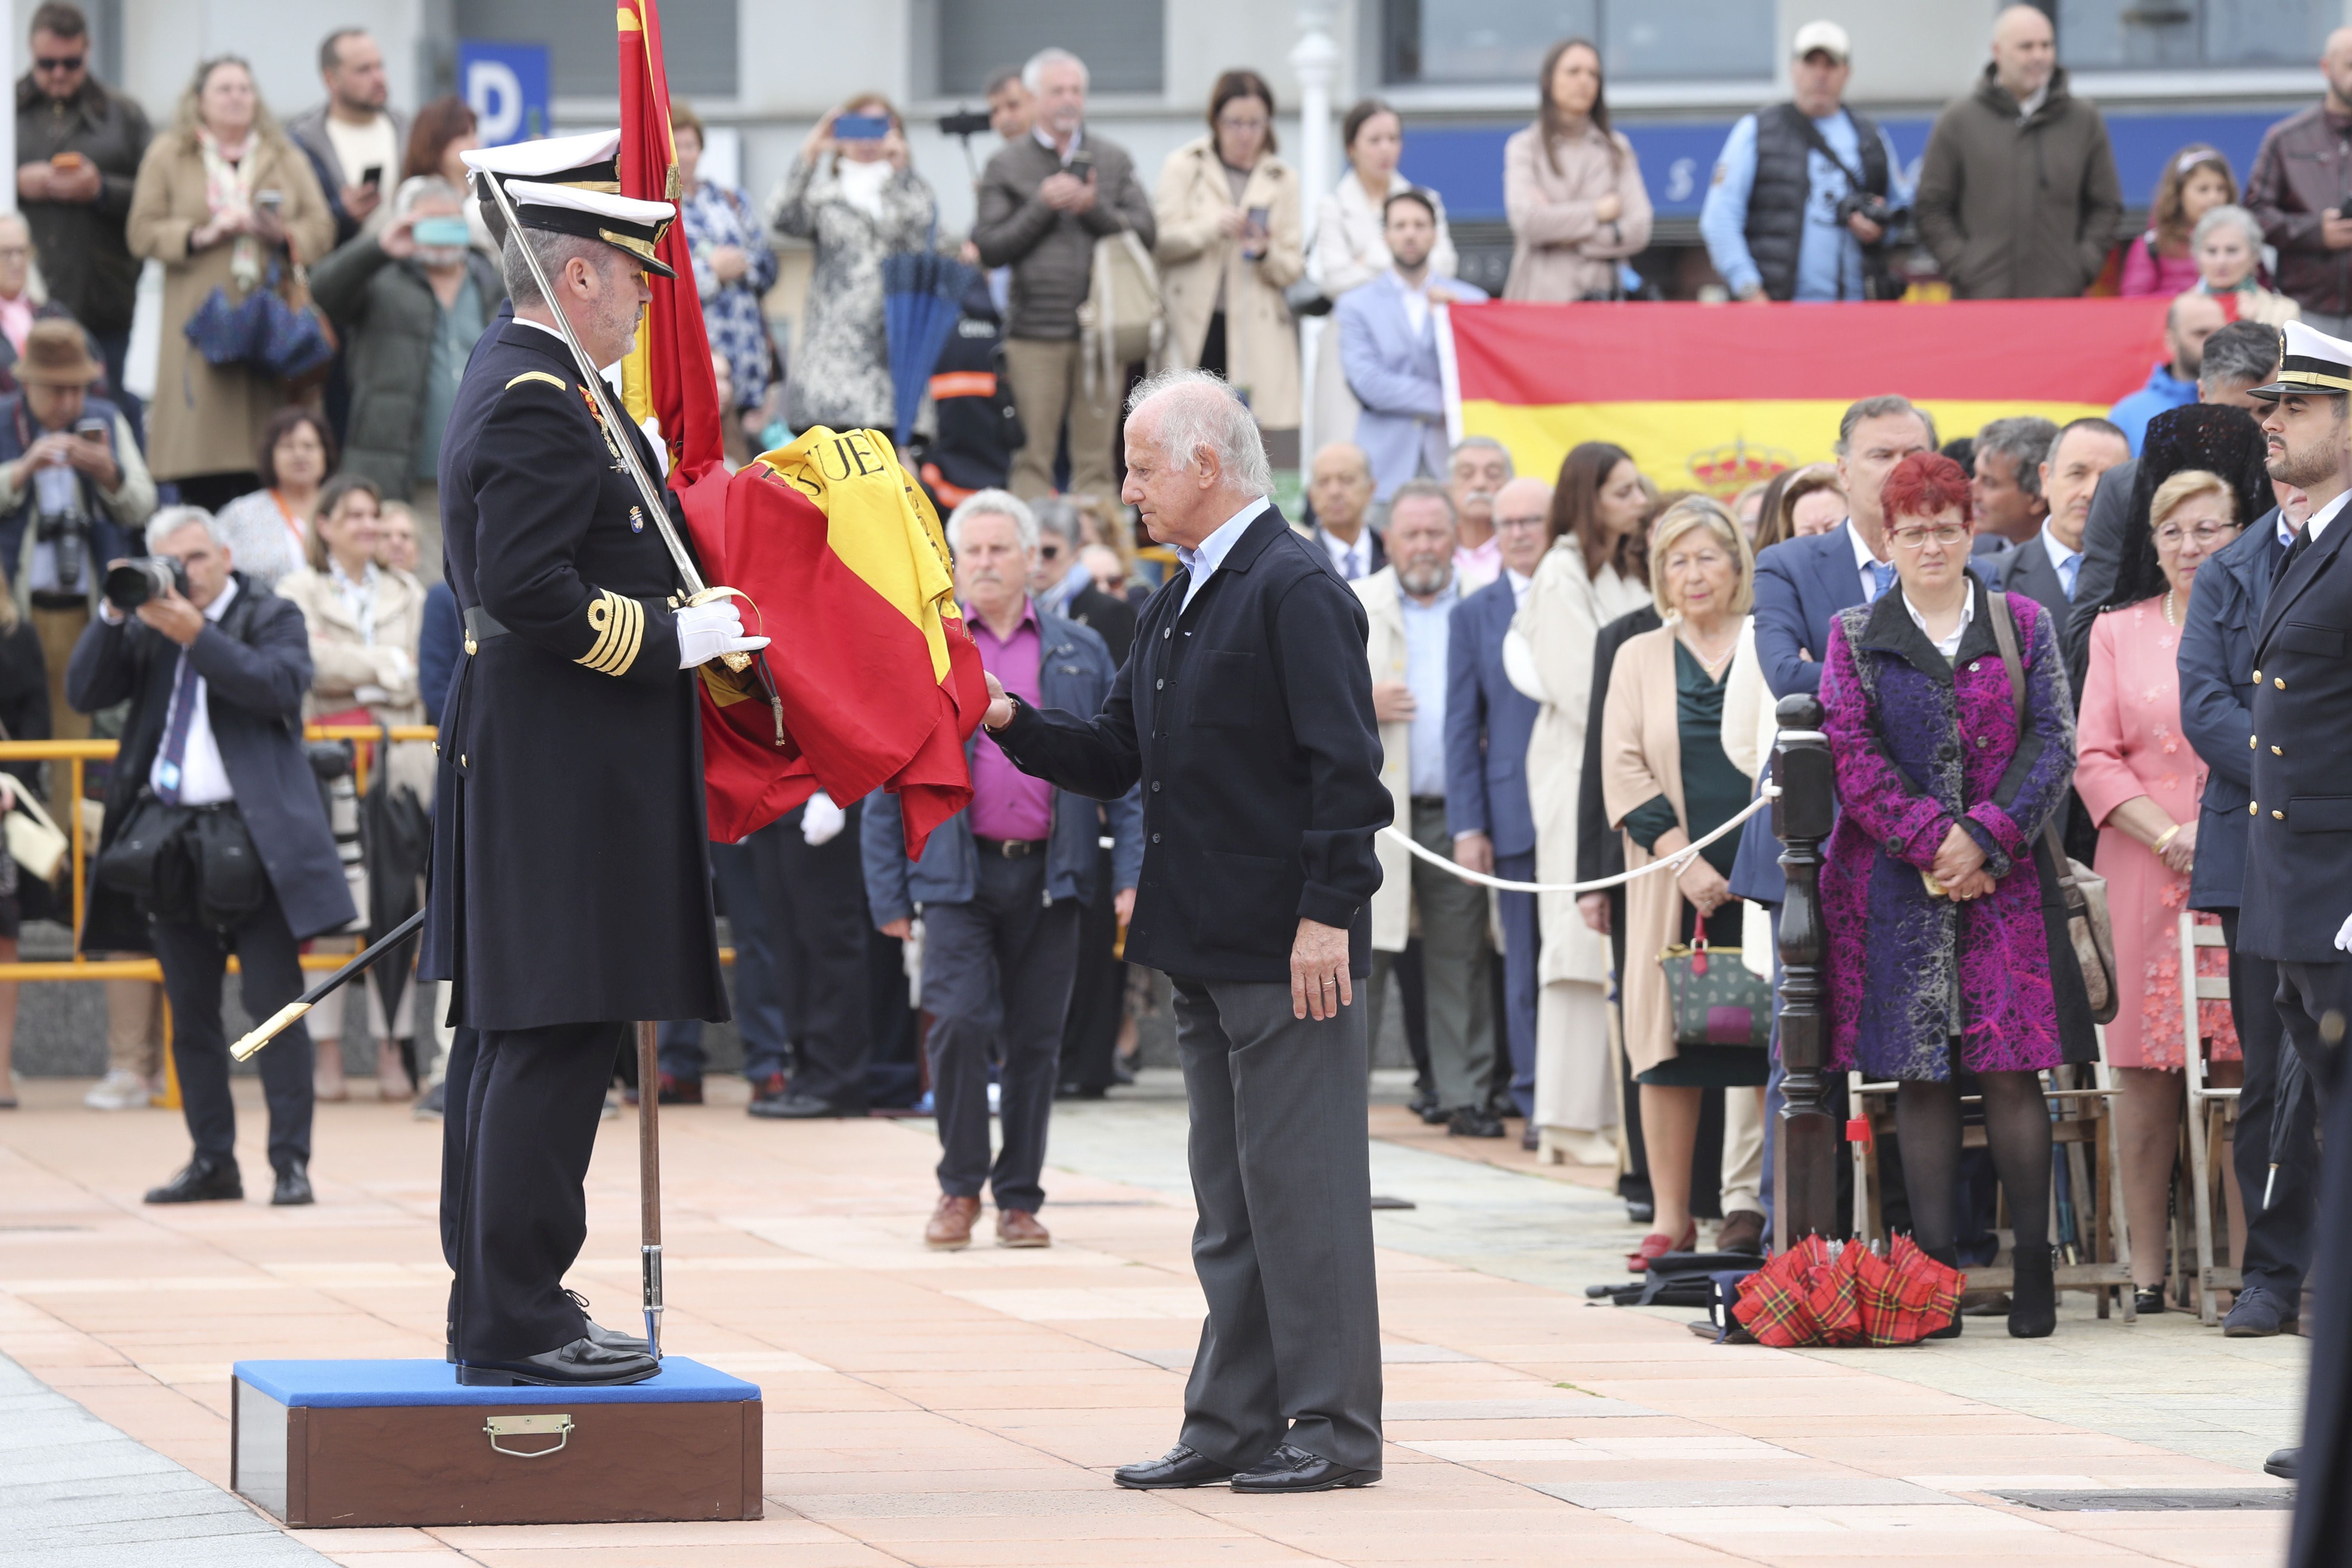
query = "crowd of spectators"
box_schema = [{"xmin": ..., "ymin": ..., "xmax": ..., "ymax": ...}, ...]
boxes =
[{"xmin": 0, "ymin": 4, "xmax": 2335, "ymax": 1360}]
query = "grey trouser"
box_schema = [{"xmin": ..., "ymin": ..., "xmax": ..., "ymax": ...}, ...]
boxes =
[
  {"xmin": 1171, "ymin": 974, "xmax": 1384, "ymax": 1472},
  {"xmin": 1003, "ymin": 336, "xmax": 1119, "ymax": 505},
  {"xmin": 1396, "ymin": 797, "xmax": 1494, "ymax": 1112}
]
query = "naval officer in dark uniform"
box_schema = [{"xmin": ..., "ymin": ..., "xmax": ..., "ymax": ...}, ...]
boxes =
[
  {"xmin": 2242, "ymin": 319, "xmax": 2352, "ymax": 1562},
  {"xmin": 419, "ymin": 159, "xmax": 767, "ymax": 1388}
]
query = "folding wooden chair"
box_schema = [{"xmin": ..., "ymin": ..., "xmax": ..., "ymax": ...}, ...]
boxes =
[{"xmin": 2176, "ymin": 913, "xmax": 2242, "ymax": 1326}]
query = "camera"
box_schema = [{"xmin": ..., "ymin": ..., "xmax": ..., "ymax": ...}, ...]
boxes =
[
  {"xmin": 1835, "ymin": 189, "xmax": 1895, "ymax": 235},
  {"xmin": 103, "ymin": 555, "xmax": 190, "ymax": 612},
  {"xmin": 939, "ymin": 108, "xmax": 992, "ymax": 139}
]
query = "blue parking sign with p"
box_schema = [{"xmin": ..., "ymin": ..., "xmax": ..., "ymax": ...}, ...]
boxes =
[{"xmin": 457, "ymin": 40, "xmax": 550, "ymax": 148}]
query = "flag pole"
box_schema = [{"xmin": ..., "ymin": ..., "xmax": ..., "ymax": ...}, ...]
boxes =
[{"xmin": 635, "ymin": 1019, "xmax": 664, "ymax": 1357}]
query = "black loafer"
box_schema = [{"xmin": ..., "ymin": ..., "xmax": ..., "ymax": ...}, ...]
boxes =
[
  {"xmin": 271, "ymin": 1161, "xmax": 314, "ymax": 1206},
  {"xmin": 1230, "ymin": 1442, "xmax": 1379, "ymax": 1493},
  {"xmin": 1113, "ymin": 1444, "xmax": 1242, "ymax": 1489},
  {"xmin": 1446, "ymin": 1106, "xmax": 1506, "ymax": 1139},
  {"xmin": 457, "ymin": 1336, "xmax": 660, "ymax": 1387},
  {"xmin": 144, "ymin": 1156, "xmax": 242, "ymax": 1204},
  {"xmin": 566, "ymin": 1289, "xmax": 652, "ymax": 1355}
]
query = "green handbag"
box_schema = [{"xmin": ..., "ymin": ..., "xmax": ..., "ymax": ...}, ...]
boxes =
[{"xmin": 1658, "ymin": 934, "xmax": 1773, "ymax": 1050}]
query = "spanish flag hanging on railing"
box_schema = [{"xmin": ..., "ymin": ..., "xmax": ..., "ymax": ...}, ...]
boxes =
[
  {"xmin": 617, "ymin": 0, "xmax": 722, "ymax": 475},
  {"xmin": 1442, "ymin": 298, "xmax": 2171, "ymax": 499}
]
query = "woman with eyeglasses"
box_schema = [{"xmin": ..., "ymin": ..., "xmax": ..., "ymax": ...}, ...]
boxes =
[
  {"xmin": 2077, "ymin": 468, "xmax": 2246, "ymax": 1314},
  {"xmin": 1819, "ymin": 451, "xmax": 2096, "ymax": 1339}
]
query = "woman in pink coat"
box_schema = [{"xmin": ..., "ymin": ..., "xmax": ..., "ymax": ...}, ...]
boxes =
[
  {"xmin": 2076, "ymin": 467, "xmax": 2246, "ymax": 1315},
  {"xmin": 2118, "ymin": 145, "xmax": 2235, "ymax": 299}
]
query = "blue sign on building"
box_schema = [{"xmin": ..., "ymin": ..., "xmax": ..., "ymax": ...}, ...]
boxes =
[
  {"xmin": 1402, "ymin": 109, "xmax": 2290, "ymax": 226},
  {"xmin": 457, "ymin": 40, "xmax": 551, "ymax": 148}
]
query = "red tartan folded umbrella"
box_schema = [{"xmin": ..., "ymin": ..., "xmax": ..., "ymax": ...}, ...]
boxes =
[{"xmin": 1733, "ymin": 1235, "xmax": 1964, "ymax": 1348}]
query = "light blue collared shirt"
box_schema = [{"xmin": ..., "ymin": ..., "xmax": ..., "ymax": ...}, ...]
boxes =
[
  {"xmin": 1400, "ymin": 577, "xmax": 1459, "ymax": 797},
  {"xmin": 1698, "ymin": 108, "xmax": 1914, "ymax": 303},
  {"xmin": 2039, "ymin": 523, "xmax": 2083, "ymax": 601},
  {"xmin": 1177, "ymin": 496, "xmax": 1272, "ymax": 613}
]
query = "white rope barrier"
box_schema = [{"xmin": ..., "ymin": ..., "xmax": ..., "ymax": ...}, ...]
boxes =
[{"xmin": 1378, "ymin": 784, "xmax": 1781, "ymax": 896}]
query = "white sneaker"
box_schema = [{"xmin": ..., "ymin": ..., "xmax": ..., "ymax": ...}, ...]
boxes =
[{"xmin": 83, "ymin": 1069, "xmax": 151, "ymax": 1110}]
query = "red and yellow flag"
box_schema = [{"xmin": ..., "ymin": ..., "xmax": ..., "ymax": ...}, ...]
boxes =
[
  {"xmin": 1446, "ymin": 299, "xmax": 2172, "ymax": 495},
  {"xmin": 616, "ymin": 0, "xmax": 722, "ymax": 478},
  {"xmin": 682, "ymin": 430, "xmax": 988, "ymax": 856}
]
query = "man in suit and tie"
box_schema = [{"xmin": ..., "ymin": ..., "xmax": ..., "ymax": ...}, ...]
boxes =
[
  {"xmin": 2243, "ymin": 320, "xmax": 2352, "ymax": 1562},
  {"xmin": 1304, "ymin": 441, "xmax": 1386, "ymax": 581},
  {"xmin": 1993, "ymin": 416, "xmax": 2131, "ymax": 633},
  {"xmin": 2179, "ymin": 470, "xmax": 2315, "ymax": 1342},
  {"xmin": 1447, "ymin": 474, "xmax": 1553, "ymax": 1136},
  {"xmin": 1336, "ymin": 190, "xmax": 1487, "ymax": 503},
  {"xmin": 985, "ymin": 369, "xmax": 1390, "ymax": 1494}
]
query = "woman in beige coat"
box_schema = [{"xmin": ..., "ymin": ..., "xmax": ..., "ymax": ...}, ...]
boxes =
[
  {"xmin": 127, "ymin": 55, "xmax": 334, "ymax": 511},
  {"xmin": 275, "ymin": 474, "xmax": 431, "ymax": 1102},
  {"xmin": 1601, "ymin": 499, "xmax": 1766, "ymax": 1270},
  {"xmin": 1504, "ymin": 443, "xmax": 1652, "ymax": 1163},
  {"xmin": 1154, "ymin": 70, "xmax": 1304, "ymax": 453},
  {"xmin": 1503, "ymin": 40, "xmax": 1652, "ymax": 303}
]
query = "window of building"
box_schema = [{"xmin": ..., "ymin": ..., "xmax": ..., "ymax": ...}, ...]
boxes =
[
  {"xmin": 456, "ymin": 0, "xmax": 739, "ymax": 98},
  {"xmin": 920, "ymin": 0, "xmax": 1166, "ymax": 98},
  {"xmin": 2056, "ymin": 0, "xmax": 2332, "ymax": 70},
  {"xmin": 1381, "ymin": 0, "xmax": 1772, "ymax": 86}
]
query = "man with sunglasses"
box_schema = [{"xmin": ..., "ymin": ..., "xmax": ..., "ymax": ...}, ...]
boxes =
[{"xmin": 12, "ymin": 2, "xmax": 151, "ymax": 432}]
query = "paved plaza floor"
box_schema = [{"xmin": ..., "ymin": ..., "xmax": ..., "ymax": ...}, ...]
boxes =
[{"xmin": 0, "ymin": 1069, "xmax": 2306, "ymax": 1567}]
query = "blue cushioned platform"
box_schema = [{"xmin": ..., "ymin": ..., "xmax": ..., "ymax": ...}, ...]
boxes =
[{"xmin": 233, "ymin": 1357, "xmax": 759, "ymax": 1408}]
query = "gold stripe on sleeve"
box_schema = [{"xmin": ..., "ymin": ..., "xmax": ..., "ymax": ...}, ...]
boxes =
[
  {"xmin": 505, "ymin": 371, "xmax": 570, "ymax": 391},
  {"xmin": 577, "ymin": 591, "xmax": 646, "ymax": 677}
]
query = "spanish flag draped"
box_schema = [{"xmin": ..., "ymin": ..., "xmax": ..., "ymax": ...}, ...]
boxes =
[
  {"xmin": 618, "ymin": 0, "xmax": 983, "ymax": 854},
  {"xmin": 1446, "ymin": 299, "xmax": 2172, "ymax": 495},
  {"xmin": 616, "ymin": 0, "xmax": 722, "ymax": 475},
  {"xmin": 681, "ymin": 430, "xmax": 988, "ymax": 855}
]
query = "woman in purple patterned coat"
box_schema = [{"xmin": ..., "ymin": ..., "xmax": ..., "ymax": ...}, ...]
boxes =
[{"xmin": 1818, "ymin": 452, "xmax": 2098, "ymax": 1339}]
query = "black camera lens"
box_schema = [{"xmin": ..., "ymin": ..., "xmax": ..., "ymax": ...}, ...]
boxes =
[{"xmin": 103, "ymin": 556, "xmax": 186, "ymax": 613}]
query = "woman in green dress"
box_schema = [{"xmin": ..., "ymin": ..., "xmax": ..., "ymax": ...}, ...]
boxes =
[{"xmin": 1600, "ymin": 496, "xmax": 1767, "ymax": 1268}]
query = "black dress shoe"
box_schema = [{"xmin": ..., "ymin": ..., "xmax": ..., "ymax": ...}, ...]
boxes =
[
  {"xmin": 566, "ymin": 1289, "xmax": 652, "ymax": 1354},
  {"xmin": 2264, "ymin": 1447, "xmax": 2297, "ymax": 1480},
  {"xmin": 270, "ymin": 1161, "xmax": 314, "ymax": 1206},
  {"xmin": 457, "ymin": 1336, "xmax": 660, "ymax": 1387},
  {"xmin": 144, "ymin": 1156, "xmax": 242, "ymax": 1204},
  {"xmin": 1230, "ymin": 1442, "xmax": 1380, "ymax": 1494},
  {"xmin": 1446, "ymin": 1106, "xmax": 1506, "ymax": 1138},
  {"xmin": 1113, "ymin": 1444, "xmax": 1240, "ymax": 1489},
  {"xmin": 748, "ymin": 1091, "xmax": 855, "ymax": 1120}
]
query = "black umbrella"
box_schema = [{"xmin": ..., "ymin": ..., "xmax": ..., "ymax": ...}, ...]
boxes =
[{"xmin": 360, "ymin": 725, "xmax": 430, "ymax": 1029}]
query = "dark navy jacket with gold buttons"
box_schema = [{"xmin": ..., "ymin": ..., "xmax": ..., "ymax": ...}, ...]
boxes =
[
  {"xmin": 2240, "ymin": 503, "xmax": 2352, "ymax": 966},
  {"xmin": 417, "ymin": 318, "xmax": 729, "ymax": 1030}
]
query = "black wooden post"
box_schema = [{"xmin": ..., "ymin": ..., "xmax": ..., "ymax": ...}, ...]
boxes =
[{"xmin": 1772, "ymin": 692, "xmax": 1839, "ymax": 1250}]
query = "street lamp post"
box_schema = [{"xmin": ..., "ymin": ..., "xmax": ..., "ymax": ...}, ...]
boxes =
[{"xmin": 1290, "ymin": 3, "xmax": 1336, "ymax": 458}]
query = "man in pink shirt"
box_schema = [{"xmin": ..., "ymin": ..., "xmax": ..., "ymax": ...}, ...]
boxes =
[{"xmin": 862, "ymin": 489, "xmax": 1142, "ymax": 1252}]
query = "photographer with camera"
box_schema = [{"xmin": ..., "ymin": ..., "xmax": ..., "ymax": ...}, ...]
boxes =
[
  {"xmin": 0, "ymin": 317, "xmax": 154, "ymax": 818},
  {"xmin": 1699, "ymin": 22, "xmax": 1910, "ymax": 303},
  {"xmin": 67, "ymin": 505, "xmax": 354, "ymax": 1207}
]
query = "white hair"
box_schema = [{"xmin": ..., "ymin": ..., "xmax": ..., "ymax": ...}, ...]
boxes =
[
  {"xmin": 1022, "ymin": 47, "xmax": 1088, "ymax": 94},
  {"xmin": 2192, "ymin": 202, "xmax": 2264, "ymax": 257},
  {"xmin": 1449, "ymin": 435, "xmax": 1514, "ymax": 478},
  {"xmin": 1126, "ymin": 369, "xmax": 1272, "ymax": 499},
  {"xmin": 946, "ymin": 488, "xmax": 1038, "ymax": 554},
  {"xmin": 395, "ymin": 174, "xmax": 463, "ymax": 218},
  {"xmin": 500, "ymin": 228, "xmax": 612, "ymax": 309},
  {"xmin": 146, "ymin": 504, "xmax": 227, "ymax": 553}
]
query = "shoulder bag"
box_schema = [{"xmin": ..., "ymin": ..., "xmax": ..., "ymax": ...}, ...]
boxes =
[
  {"xmin": 1986, "ymin": 591, "xmax": 2118, "ymax": 1023},
  {"xmin": 1659, "ymin": 933, "xmax": 1773, "ymax": 1050}
]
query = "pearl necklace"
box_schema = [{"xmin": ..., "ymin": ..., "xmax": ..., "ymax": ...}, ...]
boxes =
[{"xmin": 2162, "ymin": 589, "xmax": 2177, "ymax": 627}]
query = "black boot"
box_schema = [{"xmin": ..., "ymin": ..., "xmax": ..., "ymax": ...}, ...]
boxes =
[
  {"xmin": 2008, "ymin": 1243, "xmax": 2056, "ymax": 1338},
  {"xmin": 1924, "ymin": 1244, "xmax": 1963, "ymax": 1338}
]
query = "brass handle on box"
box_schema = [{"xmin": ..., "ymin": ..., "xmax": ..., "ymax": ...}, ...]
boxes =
[{"xmin": 483, "ymin": 1412, "xmax": 573, "ymax": 1458}]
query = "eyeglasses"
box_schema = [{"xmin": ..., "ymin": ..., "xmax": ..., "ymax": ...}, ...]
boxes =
[
  {"xmin": 2153, "ymin": 520, "xmax": 2239, "ymax": 548},
  {"xmin": 34, "ymin": 55, "xmax": 85, "ymax": 73},
  {"xmin": 1888, "ymin": 523, "xmax": 1969, "ymax": 550}
]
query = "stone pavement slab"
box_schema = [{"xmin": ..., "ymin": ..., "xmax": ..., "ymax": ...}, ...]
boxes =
[{"xmin": 0, "ymin": 1073, "xmax": 2304, "ymax": 1568}]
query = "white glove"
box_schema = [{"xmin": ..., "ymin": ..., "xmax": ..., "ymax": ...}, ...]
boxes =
[
  {"xmin": 801, "ymin": 790, "xmax": 845, "ymax": 846},
  {"xmin": 2336, "ymin": 911, "xmax": 2352, "ymax": 955},
  {"xmin": 675, "ymin": 599, "xmax": 769, "ymax": 668}
]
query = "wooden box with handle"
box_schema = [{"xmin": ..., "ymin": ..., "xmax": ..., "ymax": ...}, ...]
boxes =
[{"xmin": 230, "ymin": 1359, "xmax": 762, "ymax": 1527}]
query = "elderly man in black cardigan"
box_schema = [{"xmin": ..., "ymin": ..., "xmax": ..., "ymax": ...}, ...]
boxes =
[{"xmin": 984, "ymin": 370, "xmax": 1391, "ymax": 1495}]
